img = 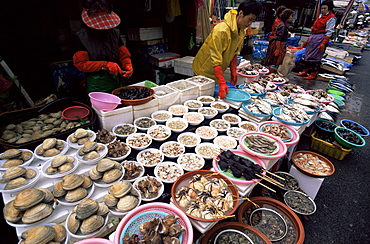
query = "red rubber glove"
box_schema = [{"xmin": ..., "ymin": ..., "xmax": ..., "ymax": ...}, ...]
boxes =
[
  {"xmin": 105, "ymin": 62, "xmax": 122, "ymax": 76},
  {"xmin": 274, "ymin": 41, "xmax": 281, "ymax": 56},
  {"xmin": 213, "ymin": 65, "xmax": 228, "ymax": 99},
  {"xmin": 119, "ymin": 46, "xmax": 133, "ymax": 78},
  {"xmin": 318, "ymin": 36, "xmax": 331, "ymax": 52},
  {"xmin": 230, "ymin": 55, "xmax": 238, "ymax": 85},
  {"xmin": 73, "ymin": 51, "xmax": 108, "ymax": 72}
]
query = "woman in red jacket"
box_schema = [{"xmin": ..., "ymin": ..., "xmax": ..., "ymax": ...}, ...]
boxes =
[
  {"xmin": 73, "ymin": 0, "xmax": 133, "ymax": 94},
  {"xmin": 297, "ymin": 0, "xmax": 336, "ymax": 80}
]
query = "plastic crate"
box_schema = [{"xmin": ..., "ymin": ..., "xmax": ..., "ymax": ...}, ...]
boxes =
[{"xmin": 310, "ymin": 131, "xmax": 352, "ymax": 160}]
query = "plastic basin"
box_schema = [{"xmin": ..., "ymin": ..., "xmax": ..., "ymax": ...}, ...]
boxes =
[
  {"xmin": 340, "ymin": 119, "xmax": 369, "ymax": 137},
  {"xmin": 62, "ymin": 106, "xmax": 90, "ymax": 120},
  {"xmin": 334, "ymin": 127, "xmax": 366, "ymax": 149},
  {"xmin": 327, "ymin": 89, "xmax": 346, "ymax": 97},
  {"xmin": 89, "ymin": 92, "xmax": 121, "ymax": 112},
  {"xmin": 314, "ymin": 119, "xmax": 338, "ymax": 133}
]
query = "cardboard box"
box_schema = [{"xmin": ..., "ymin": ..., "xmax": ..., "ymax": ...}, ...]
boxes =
[
  {"xmin": 127, "ymin": 27, "xmax": 163, "ymax": 41},
  {"xmin": 149, "ymin": 52, "xmax": 181, "ymax": 68}
]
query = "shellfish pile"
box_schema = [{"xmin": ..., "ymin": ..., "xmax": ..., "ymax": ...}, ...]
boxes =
[
  {"xmin": 35, "ymin": 138, "xmax": 65, "ymax": 158},
  {"xmin": 77, "ymin": 141, "xmax": 105, "ymax": 161},
  {"xmin": 4, "ymin": 188, "xmax": 55, "ymax": 224},
  {"xmin": 122, "ymin": 214, "xmax": 186, "ymax": 244},
  {"xmin": 1, "ymin": 111, "xmax": 89, "ymax": 144},
  {"xmin": 1, "ymin": 166, "xmax": 37, "ymax": 190},
  {"xmin": 96, "ymin": 129, "xmax": 116, "ymax": 144},
  {"xmin": 104, "ymin": 181, "xmax": 140, "ymax": 212},
  {"xmin": 0, "ymin": 149, "xmax": 33, "ymax": 168},
  {"xmin": 52, "ymin": 174, "xmax": 93, "ymax": 203},
  {"xmin": 67, "ymin": 198, "xmax": 108, "ymax": 235},
  {"xmin": 106, "ymin": 140, "xmax": 130, "ymax": 158},
  {"xmin": 68, "ymin": 128, "xmax": 95, "ymax": 145},
  {"xmin": 19, "ymin": 224, "xmax": 67, "ymax": 244},
  {"xmin": 261, "ymin": 124, "xmax": 291, "ymax": 141},
  {"xmin": 134, "ymin": 176, "xmax": 162, "ymax": 199},
  {"xmin": 121, "ymin": 161, "xmax": 144, "ymax": 181},
  {"xmin": 175, "ymin": 174, "xmax": 234, "ymax": 220},
  {"xmin": 44, "ymin": 155, "xmax": 76, "ymax": 175},
  {"xmin": 88, "ymin": 158, "xmax": 123, "ymax": 184}
]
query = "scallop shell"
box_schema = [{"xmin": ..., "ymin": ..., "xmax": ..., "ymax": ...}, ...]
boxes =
[
  {"xmin": 4, "ymin": 177, "xmax": 29, "ymax": 190},
  {"xmin": 96, "ymin": 158, "xmax": 116, "ymax": 173},
  {"xmin": 2, "ymin": 159, "xmax": 24, "ymax": 168},
  {"xmin": 103, "ymin": 193, "xmax": 118, "ymax": 207},
  {"xmin": 51, "ymin": 155, "xmax": 68, "ymax": 168},
  {"xmin": 42, "ymin": 138, "xmax": 57, "ymax": 150},
  {"xmin": 0, "ymin": 149, "xmax": 22, "ymax": 159},
  {"xmin": 62, "ymin": 174, "xmax": 84, "ymax": 190},
  {"xmin": 75, "ymin": 198, "xmax": 99, "ymax": 220},
  {"xmin": 80, "ymin": 215, "xmax": 105, "ymax": 235},
  {"xmin": 67, "ymin": 213, "xmax": 81, "ymax": 234},
  {"xmin": 51, "ymin": 224, "xmax": 67, "ymax": 243},
  {"xmin": 3, "ymin": 200, "xmax": 23, "ymax": 222},
  {"xmin": 21, "ymin": 202, "xmax": 54, "ymax": 224},
  {"xmin": 108, "ymin": 181, "xmax": 131, "ymax": 198},
  {"xmin": 57, "ymin": 163, "xmax": 74, "ymax": 174},
  {"xmin": 23, "ymin": 225, "xmax": 56, "ymax": 244},
  {"xmin": 116, "ymin": 195, "xmax": 139, "ymax": 212},
  {"xmin": 65, "ymin": 187, "xmax": 88, "ymax": 202},
  {"xmin": 102, "ymin": 169, "xmax": 123, "ymax": 184},
  {"xmin": 2, "ymin": 166, "xmax": 27, "ymax": 181},
  {"xmin": 52, "ymin": 181, "xmax": 67, "ymax": 198},
  {"xmin": 13, "ymin": 188, "xmax": 45, "ymax": 211}
]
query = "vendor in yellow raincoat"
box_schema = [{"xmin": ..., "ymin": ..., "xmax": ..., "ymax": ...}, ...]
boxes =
[{"xmin": 192, "ymin": 0, "xmax": 263, "ymax": 99}]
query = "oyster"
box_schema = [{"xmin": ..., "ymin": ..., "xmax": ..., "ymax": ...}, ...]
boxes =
[
  {"xmin": 22, "ymin": 202, "xmax": 53, "ymax": 224},
  {"xmin": 80, "ymin": 215, "xmax": 105, "ymax": 235},
  {"xmin": 97, "ymin": 158, "xmax": 116, "ymax": 172},
  {"xmin": 65, "ymin": 187, "xmax": 88, "ymax": 202},
  {"xmin": 22, "ymin": 225, "xmax": 56, "ymax": 244},
  {"xmin": 13, "ymin": 188, "xmax": 45, "ymax": 211},
  {"xmin": 75, "ymin": 198, "xmax": 99, "ymax": 220},
  {"xmin": 67, "ymin": 213, "xmax": 81, "ymax": 234},
  {"xmin": 4, "ymin": 177, "xmax": 29, "ymax": 190},
  {"xmin": 51, "ymin": 224, "xmax": 67, "ymax": 242},
  {"xmin": 3, "ymin": 200, "xmax": 23, "ymax": 222},
  {"xmin": 102, "ymin": 168, "xmax": 123, "ymax": 184},
  {"xmin": 117, "ymin": 195, "xmax": 138, "ymax": 212},
  {"xmin": 109, "ymin": 181, "xmax": 131, "ymax": 198},
  {"xmin": 2, "ymin": 166, "xmax": 27, "ymax": 181},
  {"xmin": 62, "ymin": 174, "xmax": 84, "ymax": 190},
  {"xmin": 0, "ymin": 149, "xmax": 22, "ymax": 159}
]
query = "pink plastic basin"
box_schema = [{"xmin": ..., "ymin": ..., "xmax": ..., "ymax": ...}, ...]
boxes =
[
  {"xmin": 75, "ymin": 238, "xmax": 115, "ymax": 244},
  {"xmin": 89, "ymin": 92, "xmax": 121, "ymax": 112},
  {"xmin": 258, "ymin": 121, "xmax": 300, "ymax": 146}
]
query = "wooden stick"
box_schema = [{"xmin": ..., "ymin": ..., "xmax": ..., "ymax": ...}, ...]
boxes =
[
  {"xmin": 256, "ymin": 173, "xmax": 284, "ymax": 188},
  {"xmin": 252, "ymin": 179, "xmax": 276, "ymax": 193},
  {"xmin": 262, "ymin": 169, "xmax": 285, "ymax": 180},
  {"xmin": 261, "ymin": 174, "xmax": 285, "ymax": 187}
]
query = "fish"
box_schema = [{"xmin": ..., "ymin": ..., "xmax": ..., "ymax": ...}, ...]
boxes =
[{"xmin": 319, "ymin": 112, "xmax": 334, "ymax": 122}]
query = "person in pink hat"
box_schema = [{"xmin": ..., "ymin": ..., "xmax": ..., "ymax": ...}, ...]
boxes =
[{"xmin": 73, "ymin": 0, "xmax": 133, "ymax": 94}]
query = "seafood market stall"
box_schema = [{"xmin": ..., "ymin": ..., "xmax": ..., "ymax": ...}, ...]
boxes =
[{"xmin": 1, "ymin": 68, "xmax": 367, "ymax": 244}]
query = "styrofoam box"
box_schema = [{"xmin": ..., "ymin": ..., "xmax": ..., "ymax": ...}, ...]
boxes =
[
  {"xmin": 149, "ymin": 52, "xmax": 181, "ymax": 68},
  {"xmin": 186, "ymin": 75, "xmax": 215, "ymax": 96},
  {"xmin": 174, "ymin": 56, "xmax": 195, "ymax": 76},
  {"xmin": 127, "ymin": 27, "xmax": 163, "ymax": 41},
  {"xmin": 132, "ymin": 97, "xmax": 159, "ymax": 120},
  {"xmin": 166, "ymin": 80, "xmax": 199, "ymax": 103},
  {"xmin": 251, "ymin": 21, "xmax": 264, "ymax": 29},
  {"xmin": 153, "ymin": 85, "xmax": 181, "ymax": 110},
  {"xmin": 93, "ymin": 105, "xmax": 133, "ymax": 132}
]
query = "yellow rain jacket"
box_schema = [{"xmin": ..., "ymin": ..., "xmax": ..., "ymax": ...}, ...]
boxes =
[{"xmin": 192, "ymin": 9, "xmax": 245, "ymax": 82}]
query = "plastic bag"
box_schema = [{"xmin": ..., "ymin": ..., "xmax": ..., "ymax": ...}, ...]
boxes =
[
  {"xmin": 294, "ymin": 48, "xmax": 306, "ymax": 63},
  {"xmin": 278, "ymin": 51, "xmax": 296, "ymax": 77}
]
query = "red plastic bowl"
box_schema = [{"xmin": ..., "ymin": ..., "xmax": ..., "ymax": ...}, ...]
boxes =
[{"xmin": 62, "ymin": 106, "xmax": 90, "ymax": 120}]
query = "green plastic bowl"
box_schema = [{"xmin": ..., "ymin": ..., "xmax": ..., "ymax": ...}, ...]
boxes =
[
  {"xmin": 334, "ymin": 99, "xmax": 345, "ymax": 109},
  {"xmin": 327, "ymin": 85, "xmax": 343, "ymax": 91},
  {"xmin": 330, "ymin": 94, "xmax": 345, "ymax": 101},
  {"xmin": 327, "ymin": 89, "xmax": 346, "ymax": 97},
  {"xmin": 334, "ymin": 127, "xmax": 366, "ymax": 149}
]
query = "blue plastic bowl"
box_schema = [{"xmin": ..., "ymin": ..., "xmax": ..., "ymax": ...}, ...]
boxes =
[
  {"xmin": 314, "ymin": 119, "xmax": 338, "ymax": 133},
  {"xmin": 225, "ymin": 89, "xmax": 251, "ymax": 103},
  {"xmin": 242, "ymin": 100, "xmax": 272, "ymax": 117},
  {"xmin": 334, "ymin": 127, "xmax": 366, "ymax": 149},
  {"xmin": 272, "ymin": 107, "xmax": 310, "ymax": 126},
  {"xmin": 340, "ymin": 119, "xmax": 369, "ymax": 137},
  {"xmin": 238, "ymin": 84, "xmax": 266, "ymax": 97}
]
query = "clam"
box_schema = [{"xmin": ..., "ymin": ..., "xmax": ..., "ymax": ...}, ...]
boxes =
[
  {"xmin": 66, "ymin": 156, "xmax": 75, "ymax": 163},
  {"xmin": 80, "ymin": 214, "xmax": 105, "ymax": 235},
  {"xmin": 57, "ymin": 162, "xmax": 74, "ymax": 174},
  {"xmin": 2, "ymin": 159, "xmax": 23, "ymax": 168},
  {"xmin": 24, "ymin": 168, "xmax": 37, "ymax": 179},
  {"xmin": 108, "ymin": 181, "xmax": 131, "ymax": 198},
  {"xmin": 51, "ymin": 155, "xmax": 67, "ymax": 168},
  {"xmin": 69, "ymin": 135, "xmax": 78, "ymax": 143},
  {"xmin": 96, "ymin": 202, "xmax": 109, "ymax": 216},
  {"xmin": 14, "ymin": 188, "xmax": 45, "ymax": 211},
  {"xmin": 117, "ymin": 195, "xmax": 139, "ymax": 212},
  {"xmin": 81, "ymin": 175, "xmax": 93, "ymax": 188},
  {"xmin": 74, "ymin": 128, "xmax": 88, "ymax": 139},
  {"xmin": 42, "ymin": 138, "xmax": 57, "ymax": 150},
  {"xmin": 43, "ymin": 148, "xmax": 61, "ymax": 157},
  {"xmin": 82, "ymin": 151, "xmax": 100, "ymax": 161},
  {"xmin": 36, "ymin": 146, "xmax": 45, "ymax": 156},
  {"xmin": 88, "ymin": 166, "xmax": 103, "ymax": 181},
  {"xmin": 97, "ymin": 158, "xmax": 116, "ymax": 173},
  {"xmin": 78, "ymin": 137, "xmax": 91, "ymax": 145},
  {"xmin": 81, "ymin": 141, "xmax": 97, "ymax": 154},
  {"xmin": 22, "ymin": 202, "xmax": 54, "ymax": 224},
  {"xmin": 103, "ymin": 193, "xmax": 118, "ymax": 207},
  {"xmin": 51, "ymin": 224, "xmax": 67, "ymax": 242},
  {"xmin": 95, "ymin": 144, "xmax": 105, "ymax": 152},
  {"xmin": 75, "ymin": 198, "xmax": 99, "ymax": 220},
  {"xmin": 52, "ymin": 181, "xmax": 67, "ymax": 198},
  {"xmin": 102, "ymin": 169, "xmax": 123, "ymax": 184},
  {"xmin": 62, "ymin": 174, "xmax": 84, "ymax": 190},
  {"xmin": 3, "ymin": 200, "xmax": 23, "ymax": 222},
  {"xmin": 46, "ymin": 166, "xmax": 58, "ymax": 175},
  {"xmin": 2, "ymin": 166, "xmax": 27, "ymax": 181},
  {"xmin": 19, "ymin": 151, "xmax": 33, "ymax": 161},
  {"xmin": 67, "ymin": 213, "xmax": 81, "ymax": 234},
  {"xmin": 0, "ymin": 149, "xmax": 22, "ymax": 159},
  {"xmin": 4, "ymin": 177, "xmax": 29, "ymax": 190},
  {"xmin": 22, "ymin": 225, "xmax": 56, "ymax": 244},
  {"xmin": 65, "ymin": 187, "xmax": 88, "ymax": 202}
]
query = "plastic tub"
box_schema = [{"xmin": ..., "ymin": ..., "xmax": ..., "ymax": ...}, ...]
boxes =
[
  {"xmin": 236, "ymin": 72, "xmax": 259, "ymax": 85},
  {"xmin": 340, "ymin": 119, "xmax": 369, "ymax": 137},
  {"xmin": 62, "ymin": 106, "xmax": 90, "ymax": 120},
  {"xmin": 334, "ymin": 127, "xmax": 366, "ymax": 149},
  {"xmin": 89, "ymin": 92, "xmax": 121, "ymax": 112},
  {"xmin": 314, "ymin": 119, "xmax": 338, "ymax": 134}
]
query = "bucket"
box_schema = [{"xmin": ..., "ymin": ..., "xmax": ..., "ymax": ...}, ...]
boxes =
[{"xmin": 236, "ymin": 72, "xmax": 259, "ymax": 85}]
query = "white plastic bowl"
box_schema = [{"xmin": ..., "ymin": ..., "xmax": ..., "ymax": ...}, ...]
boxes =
[
  {"xmin": 197, "ymin": 95, "xmax": 216, "ymax": 105},
  {"xmin": 133, "ymin": 117, "xmax": 157, "ymax": 131},
  {"xmin": 183, "ymin": 100, "xmax": 203, "ymax": 111},
  {"xmin": 154, "ymin": 161, "xmax": 184, "ymax": 183},
  {"xmin": 106, "ymin": 141, "xmax": 131, "ymax": 161},
  {"xmin": 183, "ymin": 112, "xmax": 205, "ymax": 126},
  {"xmin": 133, "ymin": 176, "xmax": 164, "ymax": 201},
  {"xmin": 168, "ymin": 104, "xmax": 189, "ymax": 116},
  {"xmin": 213, "ymin": 135, "xmax": 238, "ymax": 149},
  {"xmin": 227, "ymin": 127, "xmax": 247, "ymax": 139},
  {"xmin": 238, "ymin": 120, "xmax": 258, "ymax": 132},
  {"xmin": 210, "ymin": 119, "xmax": 231, "ymax": 133},
  {"xmin": 195, "ymin": 143, "xmax": 221, "ymax": 160},
  {"xmin": 177, "ymin": 153, "xmax": 205, "ymax": 171},
  {"xmin": 151, "ymin": 110, "xmax": 173, "ymax": 124},
  {"xmin": 126, "ymin": 133, "xmax": 152, "ymax": 150},
  {"xmin": 0, "ymin": 166, "xmax": 41, "ymax": 194},
  {"xmin": 210, "ymin": 101, "xmax": 230, "ymax": 113},
  {"xmin": 112, "ymin": 123, "xmax": 137, "ymax": 139},
  {"xmin": 41, "ymin": 156, "xmax": 78, "ymax": 178},
  {"xmin": 166, "ymin": 117, "xmax": 189, "ymax": 133},
  {"xmin": 160, "ymin": 141, "xmax": 186, "ymax": 159},
  {"xmin": 34, "ymin": 140, "xmax": 69, "ymax": 161},
  {"xmin": 136, "ymin": 148, "xmax": 164, "ymax": 167},
  {"xmin": 222, "ymin": 113, "xmax": 242, "ymax": 125},
  {"xmin": 195, "ymin": 126, "xmax": 218, "ymax": 141},
  {"xmin": 177, "ymin": 132, "xmax": 201, "ymax": 148},
  {"xmin": 0, "ymin": 149, "xmax": 34, "ymax": 170},
  {"xmin": 146, "ymin": 125, "xmax": 172, "ymax": 142},
  {"xmin": 198, "ymin": 107, "xmax": 218, "ymax": 120},
  {"xmin": 121, "ymin": 160, "xmax": 145, "ymax": 182}
]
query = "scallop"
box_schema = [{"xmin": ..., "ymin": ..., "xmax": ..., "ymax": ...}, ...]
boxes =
[
  {"xmin": 3, "ymin": 200, "xmax": 23, "ymax": 223},
  {"xmin": 62, "ymin": 174, "xmax": 84, "ymax": 190},
  {"xmin": 103, "ymin": 193, "xmax": 118, "ymax": 207},
  {"xmin": 102, "ymin": 169, "xmax": 123, "ymax": 184},
  {"xmin": 97, "ymin": 158, "xmax": 116, "ymax": 172},
  {"xmin": 4, "ymin": 177, "xmax": 29, "ymax": 190},
  {"xmin": 65, "ymin": 187, "xmax": 88, "ymax": 202},
  {"xmin": 116, "ymin": 195, "xmax": 139, "ymax": 212},
  {"xmin": 75, "ymin": 198, "xmax": 99, "ymax": 220},
  {"xmin": 23, "ymin": 225, "xmax": 56, "ymax": 244},
  {"xmin": 14, "ymin": 188, "xmax": 45, "ymax": 211},
  {"xmin": 51, "ymin": 155, "xmax": 68, "ymax": 168},
  {"xmin": 2, "ymin": 166, "xmax": 27, "ymax": 181},
  {"xmin": 80, "ymin": 215, "xmax": 105, "ymax": 235},
  {"xmin": 51, "ymin": 224, "xmax": 67, "ymax": 242},
  {"xmin": 0, "ymin": 149, "xmax": 22, "ymax": 159},
  {"xmin": 52, "ymin": 181, "xmax": 67, "ymax": 198},
  {"xmin": 57, "ymin": 163, "xmax": 74, "ymax": 174},
  {"xmin": 108, "ymin": 181, "xmax": 131, "ymax": 198},
  {"xmin": 42, "ymin": 138, "xmax": 57, "ymax": 150},
  {"xmin": 67, "ymin": 213, "xmax": 81, "ymax": 234},
  {"xmin": 22, "ymin": 202, "xmax": 53, "ymax": 224},
  {"xmin": 2, "ymin": 159, "xmax": 24, "ymax": 168}
]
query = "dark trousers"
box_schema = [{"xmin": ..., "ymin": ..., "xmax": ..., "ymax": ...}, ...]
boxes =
[{"xmin": 302, "ymin": 60, "xmax": 321, "ymax": 72}]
